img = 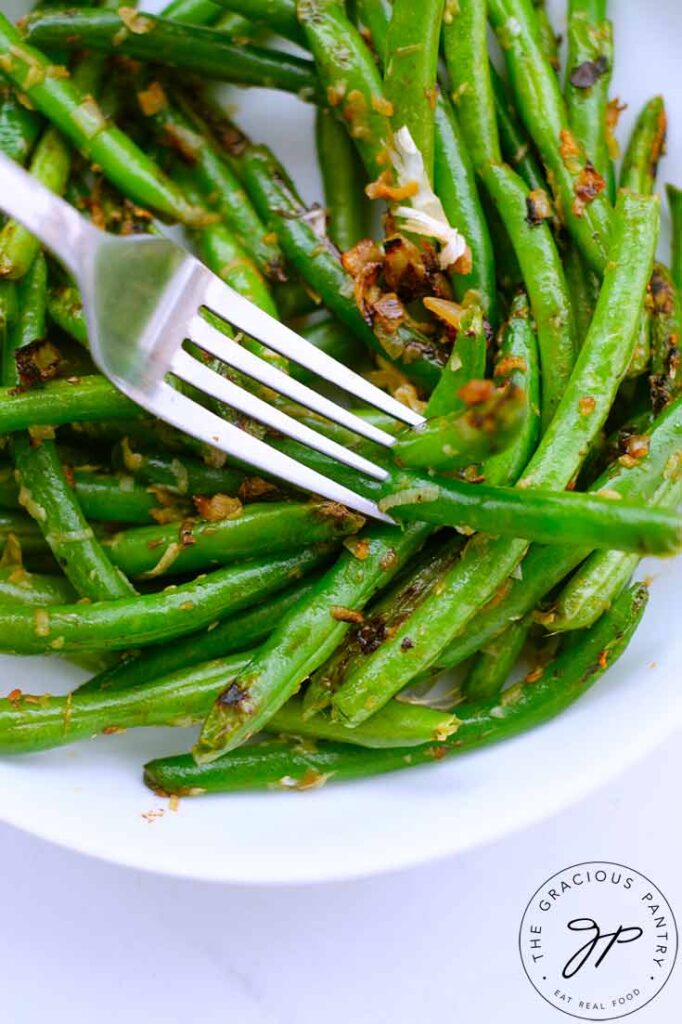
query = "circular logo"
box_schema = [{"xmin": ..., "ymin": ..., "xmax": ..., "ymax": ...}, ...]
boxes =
[{"xmin": 519, "ymin": 861, "xmax": 677, "ymax": 1020}]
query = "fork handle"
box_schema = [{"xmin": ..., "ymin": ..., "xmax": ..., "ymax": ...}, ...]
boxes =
[{"xmin": 0, "ymin": 150, "xmax": 95, "ymax": 277}]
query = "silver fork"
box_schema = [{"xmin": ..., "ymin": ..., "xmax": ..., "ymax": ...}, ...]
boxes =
[{"xmin": 0, "ymin": 152, "xmax": 425, "ymax": 521}]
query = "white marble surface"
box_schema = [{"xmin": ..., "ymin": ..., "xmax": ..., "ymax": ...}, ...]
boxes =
[{"xmin": 1, "ymin": 727, "xmax": 680, "ymax": 1024}]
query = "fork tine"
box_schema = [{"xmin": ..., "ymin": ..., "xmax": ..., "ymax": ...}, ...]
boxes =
[
  {"xmin": 188, "ymin": 315, "xmax": 398, "ymax": 447},
  {"xmin": 201, "ymin": 275, "xmax": 425, "ymax": 427},
  {"xmin": 171, "ymin": 349, "xmax": 390, "ymax": 481},
  {"xmin": 134, "ymin": 380, "xmax": 393, "ymax": 522}
]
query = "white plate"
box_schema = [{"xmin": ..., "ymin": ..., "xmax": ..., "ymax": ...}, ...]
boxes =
[{"xmin": 0, "ymin": 0, "xmax": 680, "ymax": 884}]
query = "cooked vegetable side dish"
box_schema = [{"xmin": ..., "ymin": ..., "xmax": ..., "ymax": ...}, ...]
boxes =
[{"xmin": 0, "ymin": 0, "xmax": 680, "ymax": 796}]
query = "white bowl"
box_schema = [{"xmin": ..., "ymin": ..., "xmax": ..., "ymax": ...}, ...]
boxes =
[{"xmin": 0, "ymin": 0, "xmax": 680, "ymax": 884}]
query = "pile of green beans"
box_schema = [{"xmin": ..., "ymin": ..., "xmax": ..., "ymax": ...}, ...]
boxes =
[{"xmin": 0, "ymin": 0, "xmax": 680, "ymax": 797}]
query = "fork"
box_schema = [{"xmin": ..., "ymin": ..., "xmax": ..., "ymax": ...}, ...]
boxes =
[{"xmin": 0, "ymin": 152, "xmax": 425, "ymax": 521}]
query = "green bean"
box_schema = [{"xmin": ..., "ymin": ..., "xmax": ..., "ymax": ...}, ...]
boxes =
[
  {"xmin": 296, "ymin": 0, "xmax": 392, "ymax": 178},
  {"xmin": 382, "ymin": 475, "xmax": 680, "ymax": 553},
  {"xmin": 322, "ymin": 533, "xmax": 520, "ymax": 723},
  {"xmin": 162, "ymin": 0, "xmax": 223, "ymax": 26},
  {"xmin": 251, "ymin": 3, "xmax": 496, "ymax": 334},
  {"xmin": 2, "ymin": 253, "xmax": 135, "ymax": 601},
  {"xmin": 479, "ymin": 161, "xmax": 575, "ymax": 427},
  {"xmin": 24, "ymin": 9, "xmax": 322, "ymax": 101},
  {"xmin": 269, "ymin": 696, "xmax": 458, "ymax": 748},
  {"xmin": 565, "ymin": 0, "xmax": 614, "ymax": 202},
  {"xmin": 204, "ymin": 0, "xmax": 304, "ymax": 45},
  {"xmin": 272, "ymin": 403, "xmax": 396, "ymax": 453},
  {"xmin": 0, "ymin": 279, "xmax": 16, "ymax": 341},
  {"xmin": 626, "ymin": 308, "xmax": 652, "ymax": 379},
  {"xmin": 12, "ymin": 439, "xmax": 136, "ymax": 599},
  {"xmin": 482, "ymin": 292, "xmax": 541, "ymax": 485},
  {"xmin": 291, "ymin": 318, "xmax": 368, "ymax": 382},
  {"xmin": 328, "ymin": 192, "xmax": 660, "ymax": 725},
  {"xmin": 489, "ymin": 64, "xmax": 547, "ymax": 193},
  {"xmin": 148, "ymin": 91, "xmax": 286, "ymax": 281},
  {"xmin": 0, "ymin": 544, "xmax": 330, "ymax": 655},
  {"xmin": 442, "ymin": 6, "xmax": 574, "ymax": 419},
  {"xmin": 443, "ymin": 0, "xmax": 502, "ymax": 169},
  {"xmin": 198, "ymin": 219, "xmax": 280, "ymax": 315},
  {"xmin": 1, "ymin": 266, "xmax": 23, "ymax": 389},
  {"xmin": 0, "ymin": 565, "xmax": 75, "ymax": 606},
  {"xmin": 649, "ymin": 264, "xmax": 682, "ymax": 413},
  {"xmin": 94, "ymin": 70, "xmax": 126, "ymax": 122},
  {"xmin": 147, "ymin": 734, "xmax": 414, "ymax": 792},
  {"xmin": 666, "ymin": 184, "xmax": 682, "ymax": 294},
  {"xmin": 462, "ymin": 613, "xmax": 532, "ymax": 701},
  {"xmin": 0, "ymin": 86, "xmax": 41, "ymax": 166},
  {"xmin": 564, "ymin": 244, "xmax": 599, "ymax": 347},
  {"xmin": 620, "ymin": 97, "xmax": 667, "ymax": 195},
  {"xmin": 355, "ymin": 0, "xmax": 391, "ymax": 64},
  {"xmin": 77, "ymin": 578, "xmax": 316, "ymax": 694},
  {"xmin": 1, "ymin": 650, "xmax": 253, "ymax": 753},
  {"xmin": 177, "ymin": 83, "xmax": 254, "ymax": 178},
  {"xmin": 46, "ymin": 282, "xmax": 88, "ymax": 346},
  {"xmin": 520, "ymin": 193, "xmax": 659, "ymax": 487},
  {"xmin": 238, "ymin": 142, "xmax": 446, "ymax": 389},
  {"xmin": 149, "ymin": 156, "xmax": 287, "ymax": 379},
  {"xmin": 269, "ymin": 433, "xmax": 681, "ymax": 555},
  {"xmin": 146, "ymin": 584, "xmax": 648, "ymax": 793},
  {"xmin": 487, "ymin": 0, "xmax": 613, "ymax": 275},
  {"xmin": 212, "ymin": 8, "xmax": 257, "ymax": 36},
  {"xmin": 0, "ymin": 127, "xmax": 70, "ymax": 281},
  {"xmin": 356, "ymin": 0, "xmax": 497, "ymax": 315},
  {"xmin": 68, "ymin": 471, "xmax": 180, "ymax": 523},
  {"xmin": 163, "ymin": 0, "xmax": 254, "ymax": 38},
  {"xmin": 384, "ymin": 0, "xmax": 443, "ymax": 180},
  {"xmin": 194, "ymin": 522, "xmax": 432, "ymax": 759},
  {"xmin": 434, "ymin": 98, "xmax": 499, "ymax": 319},
  {"xmin": 111, "ymin": 442, "xmax": 247, "ymax": 498},
  {"xmin": 102, "ymin": 502, "xmax": 364, "ymax": 579},
  {"xmin": 424, "ymin": 304, "xmax": 487, "ymax": 418},
  {"xmin": 68, "ymin": 416, "xmax": 211, "ymax": 460},
  {"xmin": 431, "ymin": 543, "xmax": 586, "ymax": 673},
  {"xmin": 435, "ymin": 393, "xmax": 682, "ymax": 670},
  {"xmin": 302, "ymin": 535, "xmax": 463, "ymax": 717},
  {"xmin": 315, "ymin": 108, "xmax": 370, "ymax": 252},
  {"xmin": 0, "ymin": 509, "xmax": 52, "ymax": 559},
  {"xmin": 190, "ymin": 212, "xmax": 278, "ymax": 322},
  {"xmin": 392, "ymin": 385, "xmax": 527, "ymax": 471},
  {"xmin": 551, "ymin": 436, "xmax": 682, "ymax": 633},
  {"xmin": 0, "ymin": 13, "xmax": 206, "ymax": 226},
  {"xmin": 551, "ymin": 552, "xmax": 639, "ymax": 633},
  {"xmin": 0, "ymin": 375, "xmax": 137, "ymax": 434},
  {"xmin": 63, "ymin": 6, "xmax": 121, "ymax": 107},
  {"xmin": 272, "ymin": 279, "xmax": 321, "ymax": 321},
  {"xmin": 531, "ymin": 0, "xmax": 560, "ymax": 70},
  {"xmin": 0, "ymin": 652, "xmax": 457, "ymax": 755},
  {"xmin": 0, "ymin": 464, "xmax": 186, "ymax": 524},
  {"xmin": 480, "ymin": 191, "xmax": 524, "ymax": 293}
]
